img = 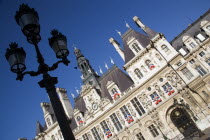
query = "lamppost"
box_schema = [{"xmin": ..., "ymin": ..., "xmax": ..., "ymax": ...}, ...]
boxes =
[{"xmin": 5, "ymin": 4, "xmax": 75, "ymax": 140}]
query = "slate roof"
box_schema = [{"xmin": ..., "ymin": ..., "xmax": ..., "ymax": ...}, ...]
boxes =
[
  {"xmin": 36, "ymin": 121, "xmax": 43, "ymax": 135},
  {"xmin": 70, "ymin": 65, "xmax": 134, "ymax": 130},
  {"xmin": 171, "ymin": 9, "xmax": 210, "ymax": 52},
  {"xmin": 99, "ymin": 65, "xmax": 134, "ymax": 100},
  {"xmin": 122, "ymin": 28, "xmax": 151, "ymax": 63}
]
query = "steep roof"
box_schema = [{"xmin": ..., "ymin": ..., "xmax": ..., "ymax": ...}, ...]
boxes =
[
  {"xmin": 99, "ymin": 65, "xmax": 134, "ymax": 100},
  {"xmin": 122, "ymin": 28, "xmax": 151, "ymax": 63},
  {"xmin": 171, "ymin": 9, "xmax": 210, "ymax": 51},
  {"xmin": 36, "ymin": 121, "xmax": 43, "ymax": 135}
]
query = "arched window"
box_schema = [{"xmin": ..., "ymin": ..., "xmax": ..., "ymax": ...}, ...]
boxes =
[
  {"xmin": 134, "ymin": 69, "xmax": 143, "ymax": 79},
  {"xmin": 145, "ymin": 60, "xmax": 155, "ymax": 70},
  {"xmin": 76, "ymin": 116, "xmax": 83, "ymax": 125},
  {"xmin": 132, "ymin": 43, "xmax": 141, "ymax": 53},
  {"xmin": 161, "ymin": 45, "xmax": 170, "ymax": 53},
  {"xmin": 111, "ymin": 88, "xmax": 118, "ymax": 94},
  {"xmin": 206, "ymin": 58, "xmax": 210, "ymax": 66},
  {"xmin": 46, "ymin": 118, "xmax": 51, "ymax": 126}
]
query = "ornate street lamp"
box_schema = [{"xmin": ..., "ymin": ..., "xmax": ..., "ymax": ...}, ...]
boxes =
[{"xmin": 5, "ymin": 4, "xmax": 75, "ymax": 140}]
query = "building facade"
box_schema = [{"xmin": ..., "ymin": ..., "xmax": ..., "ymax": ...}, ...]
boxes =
[{"xmin": 33, "ymin": 10, "xmax": 210, "ymax": 140}]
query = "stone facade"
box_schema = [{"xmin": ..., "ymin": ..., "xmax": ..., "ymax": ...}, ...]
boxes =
[{"xmin": 33, "ymin": 10, "xmax": 210, "ymax": 140}]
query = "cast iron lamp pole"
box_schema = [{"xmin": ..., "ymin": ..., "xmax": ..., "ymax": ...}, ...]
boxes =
[{"xmin": 5, "ymin": 4, "xmax": 75, "ymax": 140}]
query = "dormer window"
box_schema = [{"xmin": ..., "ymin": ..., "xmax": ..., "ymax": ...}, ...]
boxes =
[
  {"xmin": 132, "ymin": 43, "xmax": 141, "ymax": 53},
  {"xmin": 161, "ymin": 45, "xmax": 170, "ymax": 53},
  {"xmin": 76, "ymin": 116, "xmax": 84, "ymax": 125},
  {"xmin": 46, "ymin": 118, "xmax": 51, "ymax": 126},
  {"xmin": 111, "ymin": 88, "xmax": 120, "ymax": 100},
  {"xmin": 107, "ymin": 81, "xmax": 121, "ymax": 100},
  {"xmin": 196, "ymin": 33, "xmax": 206, "ymax": 42},
  {"xmin": 145, "ymin": 60, "xmax": 155, "ymax": 70},
  {"xmin": 134, "ymin": 68, "xmax": 143, "ymax": 79}
]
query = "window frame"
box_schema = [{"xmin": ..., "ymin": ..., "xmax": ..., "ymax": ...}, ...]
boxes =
[
  {"xmin": 134, "ymin": 68, "xmax": 143, "ymax": 79},
  {"xmin": 110, "ymin": 113, "xmax": 123, "ymax": 131},
  {"xmin": 91, "ymin": 127, "xmax": 101, "ymax": 140},
  {"xmin": 136, "ymin": 132, "xmax": 145, "ymax": 140},
  {"xmin": 131, "ymin": 97, "xmax": 145, "ymax": 116},
  {"xmin": 148, "ymin": 124, "xmax": 159, "ymax": 137},
  {"xmin": 195, "ymin": 65, "xmax": 207, "ymax": 76},
  {"xmin": 181, "ymin": 67, "xmax": 194, "ymax": 80}
]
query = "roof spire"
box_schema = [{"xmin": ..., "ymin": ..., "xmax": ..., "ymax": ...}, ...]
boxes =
[{"xmin": 116, "ymin": 29, "xmax": 122, "ymax": 36}]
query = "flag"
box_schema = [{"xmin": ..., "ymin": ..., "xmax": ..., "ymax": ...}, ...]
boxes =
[
  {"xmin": 71, "ymin": 93, "xmax": 75, "ymax": 98},
  {"xmin": 105, "ymin": 129, "xmax": 112, "ymax": 138},
  {"xmin": 99, "ymin": 66, "xmax": 103, "ymax": 74},
  {"xmin": 116, "ymin": 29, "xmax": 121, "ymax": 36},
  {"xmin": 110, "ymin": 57, "xmax": 115, "ymax": 64},
  {"xmin": 105, "ymin": 62, "xmax": 108, "ymax": 69},
  {"xmin": 125, "ymin": 20, "xmax": 130, "ymax": 28},
  {"xmin": 125, "ymin": 114, "xmax": 134, "ymax": 123}
]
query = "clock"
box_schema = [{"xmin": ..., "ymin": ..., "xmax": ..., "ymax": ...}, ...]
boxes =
[{"xmin": 92, "ymin": 103, "xmax": 98, "ymax": 110}]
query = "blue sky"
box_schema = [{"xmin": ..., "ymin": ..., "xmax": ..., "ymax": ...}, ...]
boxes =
[{"xmin": 0, "ymin": 0, "xmax": 209, "ymax": 139}]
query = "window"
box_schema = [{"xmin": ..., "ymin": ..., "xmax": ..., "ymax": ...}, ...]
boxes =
[
  {"xmin": 51, "ymin": 135, "xmax": 56, "ymax": 140},
  {"xmin": 111, "ymin": 88, "xmax": 118, "ymax": 95},
  {"xmin": 111, "ymin": 88, "xmax": 120, "ymax": 100},
  {"xmin": 132, "ymin": 43, "xmax": 141, "ymax": 53},
  {"xmin": 110, "ymin": 113, "xmax": 122, "ymax": 131},
  {"xmin": 202, "ymin": 91, "xmax": 209, "ymax": 97},
  {"xmin": 150, "ymin": 92, "xmax": 162, "ymax": 105},
  {"xmin": 100, "ymin": 120, "xmax": 112, "ymax": 138},
  {"xmin": 206, "ymin": 58, "xmax": 210, "ymax": 66},
  {"xmin": 148, "ymin": 124, "xmax": 159, "ymax": 137},
  {"xmin": 120, "ymin": 105, "xmax": 134, "ymax": 124},
  {"xmin": 161, "ymin": 45, "xmax": 170, "ymax": 53},
  {"xmin": 189, "ymin": 59, "xmax": 195, "ymax": 64},
  {"xmin": 199, "ymin": 51, "xmax": 205, "ymax": 57},
  {"xmin": 134, "ymin": 69, "xmax": 143, "ymax": 79},
  {"xmin": 46, "ymin": 118, "xmax": 51, "ymax": 126},
  {"xmin": 82, "ymin": 134, "xmax": 89, "ymax": 140},
  {"xmin": 181, "ymin": 67, "xmax": 194, "ymax": 80},
  {"xmin": 162, "ymin": 82, "xmax": 174, "ymax": 96},
  {"xmin": 196, "ymin": 33, "xmax": 206, "ymax": 42},
  {"xmin": 76, "ymin": 116, "xmax": 84, "ymax": 125},
  {"xmin": 91, "ymin": 127, "xmax": 101, "ymax": 140},
  {"xmin": 177, "ymin": 62, "xmax": 182, "ymax": 67},
  {"xmin": 136, "ymin": 132, "xmax": 145, "ymax": 140},
  {"xmin": 195, "ymin": 65, "xmax": 207, "ymax": 76},
  {"xmin": 189, "ymin": 42, "xmax": 196, "ymax": 48},
  {"xmin": 131, "ymin": 97, "xmax": 145, "ymax": 116},
  {"xmin": 145, "ymin": 60, "xmax": 155, "ymax": 70}
]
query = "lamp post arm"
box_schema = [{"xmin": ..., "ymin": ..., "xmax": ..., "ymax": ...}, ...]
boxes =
[
  {"xmin": 49, "ymin": 59, "xmax": 70, "ymax": 71},
  {"xmin": 16, "ymin": 70, "xmax": 41, "ymax": 81}
]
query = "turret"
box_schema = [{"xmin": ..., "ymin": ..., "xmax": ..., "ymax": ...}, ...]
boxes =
[{"xmin": 74, "ymin": 47, "xmax": 100, "ymax": 88}]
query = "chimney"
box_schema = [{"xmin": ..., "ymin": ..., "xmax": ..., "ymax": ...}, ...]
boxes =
[
  {"xmin": 109, "ymin": 37, "xmax": 125, "ymax": 61},
  {"xmin": 57, "ymin": 87, "xmax": 73, "ymax": 120},
  {"xmin": 133, "ymin": 16, "xmax": 146, "ymax": 32}
]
